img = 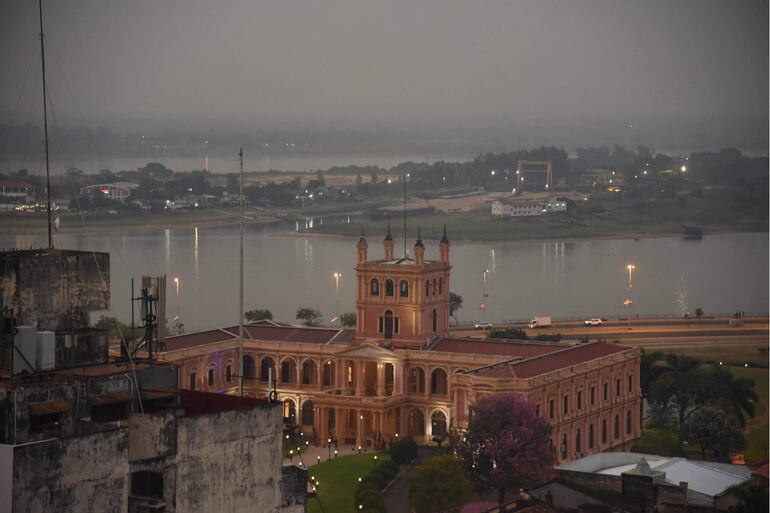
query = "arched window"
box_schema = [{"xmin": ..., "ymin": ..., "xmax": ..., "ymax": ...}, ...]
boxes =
[
  {"xmin": 260, "ymin": 357, "xmax": 276, "ymax": 382},
  {"xmin": 243, "ymin": 355, "xmax": 256, "ymax": 380},
  {"xmin": 438, "ymin": 278, "xmax": 443, "ymax": 294},
  {"xmin": 370, "ymin": 279, "xmax": 379, "ymax": 296},
  {"xmin": 614, "ymin": 415, "xmax": 620, "ymax": 439},
  {"xmin": 626, "ymin": 411, "xmax": 632, "ymax": 434},
  {"xmin": 601, "ymin": 419, "xmax": 607, "ymax": 443},
  {"xmin": 588, "ymin": 424, "xmax": 594, "ymax": 449},
  {"xmin": 207, "ymin": 364, "xmax": 215, "ymax": 387},
  {"xmin": 560, "ymin": 433, "xmax": 568, "ymax": 460},
  {"xmin": 432, "ymin": 309, "xmax": 437, "ymax": 332},
  {"xmin": 399, "ymin": 280, "xmax": 409, "ymax": 297},
  {"xmin": 408, "ymin": 409, "xmax": 425, "ymax": 436},
  {"xmin": 385, "ymin": 279, "xmax": 394, "ymax": 296},
  {"xmin": 575, "ymin": 428, "xmax": 582, "ymax": 454},
  {"xmin": 425, "ymin": 280, "xmax": 430, "ymax": 297},
  {"xmin": 432, "ymin": 279, "xmax": 437, "ymax": 295},
  {"xmin": 430, "ymin": 368, "xmax": 448, "ymax": 395}
]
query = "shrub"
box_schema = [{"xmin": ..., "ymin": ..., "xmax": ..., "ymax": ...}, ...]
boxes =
[
  {"xmin": 362, "ymin": 473, "xmax": 387, "ymax": 489},
  {"xmin": 355, "ymin": 490, "xmax": 383, "ymax": 505},
  {"xmin": 390, "ymin": 436, "xmax": 418, "ymax": 465},
  {"xmin": 355, "ymin": 483, "xmax": 381, "ymax": 501},
  {"xmin": 380, "ymin": 459, "xmax": 399, "ymax": 474},
  {"xmin": 360, "ymin": 495, "xmax": 386, "ymax": 512},
  {"xmin": 373, "ymin": 465, "xmax": 396, "ymax": 482}
]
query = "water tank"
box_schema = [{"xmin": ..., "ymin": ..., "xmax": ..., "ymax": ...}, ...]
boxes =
[
  {"xmin": 13, "ymin": 326, "xmax": 37, "ymax": 374},
  {"xmin": 36, "ymin": 331, "xmax": 56, "ymax": 371}
]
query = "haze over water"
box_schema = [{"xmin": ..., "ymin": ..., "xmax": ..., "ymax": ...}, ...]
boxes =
[{"xmin": 3, "ymin": 230, "xmax": 767, "ymax": 332}]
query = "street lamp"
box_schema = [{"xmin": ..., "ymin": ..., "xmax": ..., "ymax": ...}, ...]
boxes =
[
  {"xmin": 480, "ymin": 269, "xmax": 490, "ymax": 322},
  {"xmin": 173, "ymin": 277, "xmax": 181, "ymax": 320},
  {"xmin": 327, "ymin": 438, "xmax": 332, "ymax": 460},
  {"xmin": 333, "ymin": 272, "xmax": 342, "ymax": 326},
  {"xmin": 625, "ymin": 264, "xmax": 636, "ymax": 329}
]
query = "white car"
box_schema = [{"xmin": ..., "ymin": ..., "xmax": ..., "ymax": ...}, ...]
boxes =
[
  {"xmin": 474, "ymin": 322, "xmax": 493, "ymax": 330},
  {"xmin": 584, "ymin": 318, "xmax": 603, "ymax": 326}
]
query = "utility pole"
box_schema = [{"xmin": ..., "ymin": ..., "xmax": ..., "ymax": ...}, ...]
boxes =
[
  {"xmin": 239, "ymin": 148, "xmax": 245, "ymax": 396},
  {"xmin": 39, "ymin": 0, "xmax": 52, "ymax": 249}
]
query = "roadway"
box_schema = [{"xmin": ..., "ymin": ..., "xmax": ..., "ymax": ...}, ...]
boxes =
[{"xmin": 450, "ymin": 317, "xmax": 768, "ymax": 341}]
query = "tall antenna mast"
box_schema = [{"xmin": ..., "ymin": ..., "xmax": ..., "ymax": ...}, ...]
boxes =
[
  {"xmin": 403, "ymin": 174, "xmax": 407, "ymax": 258},
  {"xmin": 38, "ymin": 0, "xmax": 53, "ymax": 249},
  {"xmin": 238, "ymin": 148, "xmax": 245, "ymax": 397}
]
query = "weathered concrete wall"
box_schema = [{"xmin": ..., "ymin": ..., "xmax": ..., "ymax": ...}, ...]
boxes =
[
  {"xmin": 0, "ymin": 249, "xmax": 109, "ymax": 331},
  {"xmin": 281, "ymin": 464, "xmax": 308, "ymax": 512},
  {"xmin": 11, "ymin": 428, "xmax": 128, "ymax": 513},
  {"xmin": 175, "ymin": 403, "xmax": 305, "ymax": 513},
  {"xmin": 128, "ymin": 411, "xmax": 176, "ymax": 462}
]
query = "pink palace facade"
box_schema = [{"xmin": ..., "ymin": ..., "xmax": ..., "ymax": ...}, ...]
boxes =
[{"xmin": 159, "ymin": 229, "xmax": 641, "ymax": 464}]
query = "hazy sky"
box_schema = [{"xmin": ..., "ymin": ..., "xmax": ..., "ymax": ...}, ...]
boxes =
[{"xmin": 1, "ymin": 0, "xmax": 767, "ymax": 131}]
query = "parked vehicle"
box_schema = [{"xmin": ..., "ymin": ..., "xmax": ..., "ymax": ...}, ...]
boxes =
[
  {"xmin": 528, "ymin": 316, "xmax": 552, "ymax": 328},
  {"xmin": 584, "ymin": 318, "xmax": 603, "ymax": 326},
  {"xmin": 474, "ymin": 322, "xmax": 493, "ymax": 330}
]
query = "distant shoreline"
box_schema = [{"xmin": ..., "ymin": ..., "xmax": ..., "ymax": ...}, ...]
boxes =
[{"xmin": 2, "ymin": 214, "xmax": 765, "ymax": 246}]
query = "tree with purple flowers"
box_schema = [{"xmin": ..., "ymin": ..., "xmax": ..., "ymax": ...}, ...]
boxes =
[{"xmin": 456, "ymin": 393, "xmax": 553, "ymax": 505}]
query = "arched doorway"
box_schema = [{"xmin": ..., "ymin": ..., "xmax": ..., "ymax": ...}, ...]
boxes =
[
  {"xmin": 384, "ymin": 310, "xmax": 394, "ymax": 339},
  {"xmin": 408, "ymin": 409, "xmax": 425, "ymax": 436},
  {"xmin": 301, "ymin": 400, "xmax": 314, "ymax": 426},
  {"xmin": 283, "ymin": 399, "xmax": 296, "ymax": 425},
  {"xmin": 431, "ymin": 410, "xmax": 447, "ymax": 437}
]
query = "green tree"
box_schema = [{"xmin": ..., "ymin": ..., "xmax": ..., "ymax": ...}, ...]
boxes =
[
  {"xmin": 694, "ymin": 307, "xmax": 704, "ymax": 318},
  {"xmin": 409, "ymin": 455, "xmax": 472, "ymax": 513},
  {"xmin": 681, "ymin": 406, "xmax": 746, "ymax": 459},
  {"xmin": 488, "ymin": 328, "xmax": 528, "ymax": 340},
  {"xmin": 708, "ymin": 365, "xmax": 758, "ymax": 427},
  {"xmin": 449, "ymin": 292, "xmax": 463, "ymax": 325},
  {"xmin": 296, "ymin": 307, "xmax": 322, "ymax": 327},
  {"xmin": 339, "ymin": 312, "xmax": 357, "ymax": 327},
  {"xmin": 649, "ymin": 354, "xmax": 714, "ymax": 429},
  {"xmin": 245, "ymin": 308, "xmax": 273, "ymax": 322}
]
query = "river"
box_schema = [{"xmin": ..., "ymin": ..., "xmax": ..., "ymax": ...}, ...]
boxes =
[{"xmin": 2, "ymin": 230, "xmax": 767, "ymax": 332}]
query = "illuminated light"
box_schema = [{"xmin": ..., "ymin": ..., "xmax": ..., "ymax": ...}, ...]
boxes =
[
  {"xmin": 358, "ymin": 477, "xmax": 362, "ymax": 482},
  {"xmin": 680, "ymin": 165, "xmax": 687, "ymax": 172}
]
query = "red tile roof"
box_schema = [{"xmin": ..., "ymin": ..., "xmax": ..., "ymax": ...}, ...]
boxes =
[
  {"xmin": 163, "ymin": 324, "xmax": 354, "ymax": 351},
  {"xmin": 473, "ymin": 342, "xmax": 631, "ymax": 379},
  {"xmin": 430, "ymin": 337, "xmax": 564, "ymax": 358}
]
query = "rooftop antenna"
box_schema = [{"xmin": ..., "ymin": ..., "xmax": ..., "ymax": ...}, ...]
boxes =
[
  {"xmin": 403, "ymin": 174, "xmax": 407, "ymax": 258},
  {"xmin": 38, "ymin": 0, "xmax": 53, "ymax": 249},
  {"xmin": 238, "ymin": 148, "xmax": 245, "ymax": 397}
]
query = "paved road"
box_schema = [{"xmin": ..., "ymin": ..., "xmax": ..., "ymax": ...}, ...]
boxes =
[{"xmin": 383, "ymin": 446, "xmax": 442, "ymax": 513}]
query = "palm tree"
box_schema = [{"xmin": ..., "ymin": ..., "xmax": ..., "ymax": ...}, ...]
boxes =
[{"xmin": 708, "ymin": 365, "xmax": 757, "ymax": 427}]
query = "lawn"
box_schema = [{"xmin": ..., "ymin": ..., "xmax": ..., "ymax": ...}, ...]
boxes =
[{"xmin": 307, "ymin": 451, "xmax": 392, "ymax": 513}]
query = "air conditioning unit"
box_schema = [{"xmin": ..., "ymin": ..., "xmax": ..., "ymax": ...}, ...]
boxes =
[
  {"xmin": 36, "ymin": 331, "xmax": 55, "ymax": 370},
  {"xmin": 13, "ymin": 326, "xmax": 37, "ymax": 374}
]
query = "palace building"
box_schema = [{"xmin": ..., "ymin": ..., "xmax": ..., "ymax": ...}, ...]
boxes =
[{"xmin": 159, "ymin": 228, "xmax": 641, "ymax": 464}]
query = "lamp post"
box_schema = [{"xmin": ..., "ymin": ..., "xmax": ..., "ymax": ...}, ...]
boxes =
[
  {"xmin": 333, "ymin": 273, "xmax": 341, "ymax": 326},
  {"xmin": 480, "ymin": 269, "xmax": 489, "ymax": 322},
  {"xmin": 625, "ymin": 264, "xmax": 636, "ymax": 330},
  {"xmin": 173, "ymin": 277, "xmax": 180, "ymax": 320},
  {"xmin": 327, "ymin": 437, "xmax": 332, "ymax": 460}
]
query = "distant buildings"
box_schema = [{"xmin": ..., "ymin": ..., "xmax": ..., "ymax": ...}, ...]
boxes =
[
  {"xmin": 79, "ymin": 182, "xmax": 134, "ymax": 202},
  {"xmin": 160, "ymin": 230, "xmax": 641, "ymax": 465},
  {"xmin": 0, "ymin": 180, "xmax": 35, "ymax": 199},
  {"xmin": 491, "ymin": 197, "xmax": 568, "ymax": 217},
  {"xmin": 532, "ymin": 452, "xmax": 755, "ymax": 513}
]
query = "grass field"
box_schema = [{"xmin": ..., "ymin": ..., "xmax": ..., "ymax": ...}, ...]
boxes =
[
  {"xmin": 307, "ymin": 451, "xmax": 392, "ymax": 513},
  {"xmin": 656, "ymin": 344, "xmax": 769, "ymax": 367},
  {"xmin": 731, "ymin": 367, "xmax": 769, "ymax": 465}
]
